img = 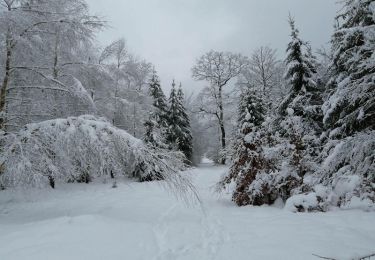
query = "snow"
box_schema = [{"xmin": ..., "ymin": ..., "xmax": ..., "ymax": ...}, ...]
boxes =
[
  {"xmin": 285, "ymin": 192, "xmax": 319, "ymax": 212},
  {"xmin": 287, "ymin": 107, "xmax": 294, "ymax": 116},
  {"xmin": 1, "ymin": 165, "xmax": 375, "ymax": 260}
]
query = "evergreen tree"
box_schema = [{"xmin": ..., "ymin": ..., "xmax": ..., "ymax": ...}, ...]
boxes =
[
  {"xmin": 143, "ymin": 119, "xmax": 157, "ymax": 147},
  {"xmin": 218, "ymin": 89, "xmax": 268, "ymax": 205},
  {"xmin": 167, "ymin": 81, "xmax": 193, "ymax": 164},
  {"xmin": 278, "ymin": 16, "xmax": 322, "ymax": 177},
  {"xmin": 176, "ymin": 83, "xmax": 193, "ymax": 164},
  {"xmin": 148, "ymin": 70, "xmax": 169, "ymax": 128},
  {"xmin": 279, "ymin": 16, "xmax": 322, "ymax": 130},
  {"xmin": 167, "ymin": 80, "xmax": 179, "ymax": 148},
  {"xmin": 316, "ymin": 0, "xmax": 375, "ymax": 207},
  {"xmin": 237, "ymin": 90, "xmax": 266, "ymax": 129},
  {"xmin": 143, "ymin": 70, "xmax": 169, "ymax": 148},
  {"xmin": 323, "ymin": 0, "xmax": 375, "ymax": 138},
  {"xmin": 220, "ymin": 17, "xmax": 324, "ymax": 209}
]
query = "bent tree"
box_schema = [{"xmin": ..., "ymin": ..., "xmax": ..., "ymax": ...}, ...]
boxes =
[{"xmin": 192, "ymin": 50, "xmax": 248, "ymax": 164}]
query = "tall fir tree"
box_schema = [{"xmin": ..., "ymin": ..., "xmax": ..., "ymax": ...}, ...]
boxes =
[
  {"xmin": 148, "ymin": 70, "xmax": 169, "ymax": 128},
  {"xmin": 316, "ymin": 0, "xmax": 375, "ymax": 207},
  {"xmin": 323, "ymin": 0, "xmax": 375, "ymax": 138},
  {"xmin": 279, "ymin": 16, "xmax": 322, "ymax": 129},
  {"xmin": 143, "ymin": 70, "xmax": 169, "ymax": 148},
  {"xmin": 167, "ymin": 81, "xmax": 193, "ymax": 164},
  {"xmin": 176, "ymin": 83, "xmax": 193, "ymax": 164},
  {"xmin": 167, "ymin": 80, "xmax": 179, "ymax": 148},
  {"xmin": 277, "ymin": 16, "xmax": 322, "ymax": 177}
]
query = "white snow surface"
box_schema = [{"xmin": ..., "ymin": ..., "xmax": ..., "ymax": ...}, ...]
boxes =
[{"xmin": 1, "ymin": 164, "xmax": 375, "ymax": 260}]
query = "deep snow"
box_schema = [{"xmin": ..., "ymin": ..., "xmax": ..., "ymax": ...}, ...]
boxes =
[{"xmin": 0, "ymin": 164, "xmax": 374, "ymax": 260}]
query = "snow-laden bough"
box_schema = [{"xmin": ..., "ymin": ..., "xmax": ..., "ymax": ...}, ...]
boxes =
[{"xmin": 0, "ymin": 115, "xmax": 199, "ymax": 204}]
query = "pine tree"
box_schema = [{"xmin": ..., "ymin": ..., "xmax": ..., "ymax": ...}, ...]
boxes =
[
  {"xmin": 223, "ymin": 17, "xmax": 325, "ymax": 209},
  {"xmin": 167, "ymin": 81, "xmax": 193, "ymax": 164},
  {"xmin": 279, "ymin": 16, "xmax": 322, "ymax": 129},
  {"xmin": 277, "ymin": 16, "xmax": 322, "ymax": 177},
  {"xmin": 323, "ymin": 0, "xmax": 375, "ymax": 138},
  {"xmin": 143, "ymin": 70, "xmax": 169, "ymax": 148},
  {"xmin": 218, "ymin": 89, "xmax": 268, "ymax": 206},
  {"xmin": 237, "ymin": 89, "xmax": 266, "ymax": 129},
  {"xmin": 143, "ymin": 119, "xmax": 157, "ymax": 147},
  {"xmin": 148, "ymin": 70, "xmax": 169, "ymax": 128},
  {"xmin": 316, "ymin": 0, "xmax": 375, "ymax": 208},
  {"xmin": 167, "ymin": 80, "xmax": 179, "ymax": 148},
  {"xmin": 176, "ymin": 83, "xmax": 193, "ymax": 164}
]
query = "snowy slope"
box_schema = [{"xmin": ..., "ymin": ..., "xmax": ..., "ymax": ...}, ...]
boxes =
[{"xmin": 0, "ymin": 164, "xmax": 374, "ymax": 260}]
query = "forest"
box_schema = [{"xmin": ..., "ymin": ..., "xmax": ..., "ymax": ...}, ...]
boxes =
[{"xmin": 0, "ymin": 0, "xmax": 374, "ymax": 259}]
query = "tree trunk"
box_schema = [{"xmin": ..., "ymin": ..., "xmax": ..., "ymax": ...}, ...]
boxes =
[
  {"xmin": 0, "ymin": 30, "xmax": 12, "ymax": 131},
  {"xmin": 52, "ymin": 33, "xmax": 59, "ymax": 79},
  {"xmin": 218, "ymin": 85, "xmax": 226, "ymax": 164}
]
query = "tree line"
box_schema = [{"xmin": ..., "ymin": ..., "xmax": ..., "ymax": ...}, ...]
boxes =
[{"xmin": 191, "ymin": 0, "xmax": 374, "ymax": 211}]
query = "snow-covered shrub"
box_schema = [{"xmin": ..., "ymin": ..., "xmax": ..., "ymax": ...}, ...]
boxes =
[
  {"xmin": 284, "ymin": 131, "xmax": 375, "ymax": 212},
  {"xmin": 317, "ymin": 131, "xmax": 375, "ymax": 207},
  {"xmin": 0, "ymin": 116, "xmax": 196, "ymax": 200},
  {"xmin": 230, "ymin": 132, "xmax": 270, "ymax": 206}
]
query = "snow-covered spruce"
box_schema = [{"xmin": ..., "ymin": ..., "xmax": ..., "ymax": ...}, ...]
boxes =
[
  {"xmin": 322, "ymin": 0, "xmax": 375, "ymax": 138},
  {"xmin": 278, "ymin": 16, "xmax": 322, "ymax": 131},
  {"xmin": 167, "ymin": 81, "xmax": 193, "ymax": 164},
  {"xmin": 0, "ymin": 115, "xmax": 196, "ymax": 201},
  {"xmin": 143, "ymin": 70, "xmax": 170, "ymax": 149},
  {"xmin": 282, "ymin": 2, "xmax": 375, "ymax": 211},
  {"xmin": 219, "ymin": 17, "xmax": 323, "ymax": 209},
  {"xmin": 217, "ymin": 90, "xmax": 271, "ymax": 206},
  {"xmin": 259, "ymin": 17, "xmax": 324, "ymax": 210},
  {"xmin": 300, "ymin": 0, "xmax": 375, "ymax": 211}
]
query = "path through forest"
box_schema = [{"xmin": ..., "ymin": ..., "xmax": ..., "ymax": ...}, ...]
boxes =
[{"xmin": 0, "ymin": 164, "xmax": 374, "ymax": 260}]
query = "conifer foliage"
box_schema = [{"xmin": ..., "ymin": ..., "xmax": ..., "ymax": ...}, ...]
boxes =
[
  {"xmin": 144, "ymin": 75, "xmax": 193, "ymax": 168},
  {"xmin": 317, "ymin": 0, "xmax": 375, "ymax": 207},
  {"xmin": 143, "ymin": 70, "xmax": 169, "ymax": 148},
  {"xmin": 278, "ymin": 17, "xmax": 322, "ymax": 178},
  {"xmin": 279, "ymin": 16, "xmax": 321, "ymax": 128},
  {"xmin": 167, "ymin": 81, "xmax": 193, "ymax": 164},
  {"xmin": 218, "ymin": 89, "xmax": 268, "ymax": 205},
  {"xmin": 323, "ymin": 0, "xmax": 375, "ymax": 137},
  {"xmin": 148, "ymin": 70, "xmax": 169, "ymax": 128}
]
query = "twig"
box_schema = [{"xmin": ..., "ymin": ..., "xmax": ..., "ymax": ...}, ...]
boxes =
[
  {"xmin": 357, "ymin": 253, "xmax": 375, "ymax": 260},
  {"xmin": 312, "ymin": 254, "xmax": 336, "ymax": 260},
  {"xmin": 312, "ymin": 253, "xmax": 375, "ymax": 260}
]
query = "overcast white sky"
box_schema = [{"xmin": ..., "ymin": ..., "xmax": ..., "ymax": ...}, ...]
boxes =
[{"xmin": 87, "ymin": 0, "xmax": 337, "ymax": 94}]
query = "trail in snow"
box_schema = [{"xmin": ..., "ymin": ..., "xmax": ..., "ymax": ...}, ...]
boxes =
[{"xmin": 0, "ymin": 164, "xmax": 375, "ymax": 260}]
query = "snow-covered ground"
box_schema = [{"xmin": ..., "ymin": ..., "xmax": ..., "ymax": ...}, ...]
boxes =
[{"xmin": 1, "ymin": 164, "xmax": 374, "ymax": 260}]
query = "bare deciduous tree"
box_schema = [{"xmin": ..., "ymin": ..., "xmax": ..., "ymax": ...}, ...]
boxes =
[
  {"xmin": 238, "ymin": 46, "xmax": 283, "ymax": 109},
  {"xmin": 99, "ymin": 38, "xmax": 129, "ymax": 126},
  {"xmin": 0, "ymin": 0, "xmax": 104, "ymax": 131},
  {"xmin": 192, "ymin": 50, "xmax": 248, "ymax": 164}
]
